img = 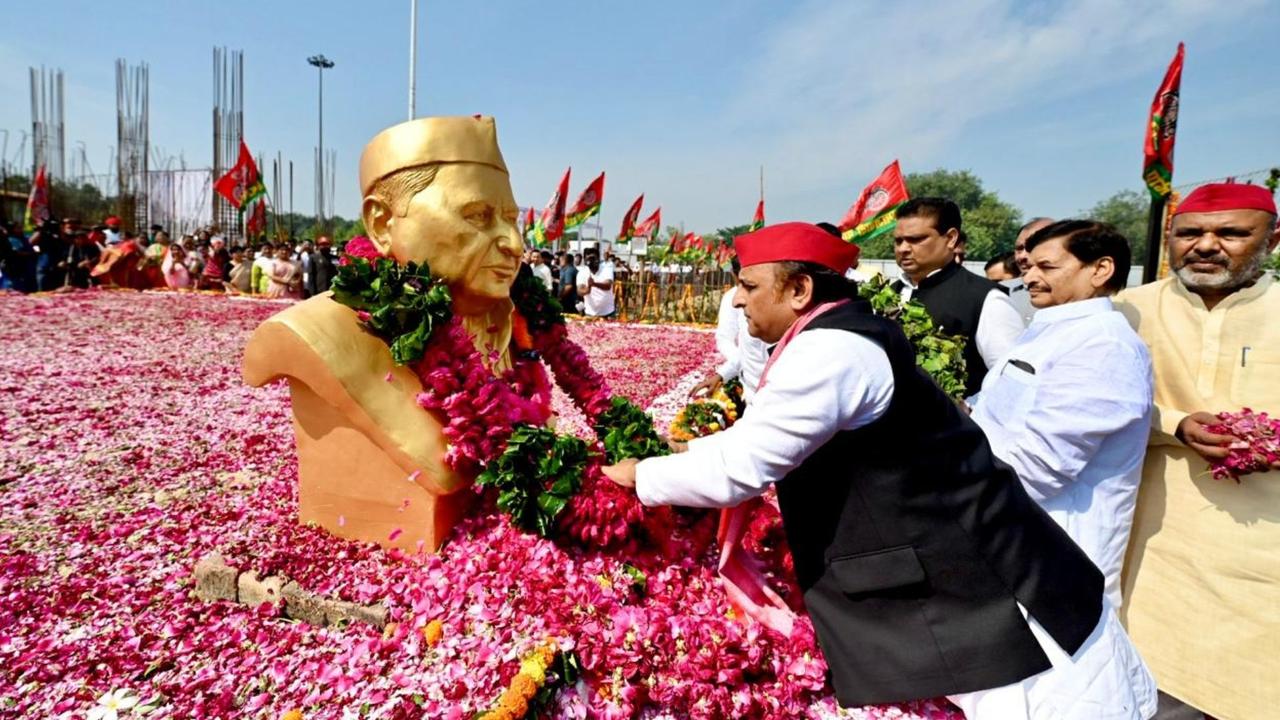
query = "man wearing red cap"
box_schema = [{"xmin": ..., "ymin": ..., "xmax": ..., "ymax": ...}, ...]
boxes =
[
  {"xmin": 103, "ymin": 215, "xmax": 123, "ymax": 246},
  {"xmin": 604, "ymin": 222, "xmax": 1155, "ymax": 719},
  {"xmin": 1116, "ymin": 182, "xmax": 1280, "ymax": 720}
]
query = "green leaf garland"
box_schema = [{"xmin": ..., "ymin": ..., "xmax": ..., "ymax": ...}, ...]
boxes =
[{"xmin": 857, "ymin": 275, "xmax": 969, "ymax": 399}]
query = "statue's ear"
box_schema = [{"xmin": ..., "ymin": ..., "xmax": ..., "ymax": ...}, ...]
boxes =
[{"xmin": 363, "ymin": 196, "xmax": 394, "ymax": 256}]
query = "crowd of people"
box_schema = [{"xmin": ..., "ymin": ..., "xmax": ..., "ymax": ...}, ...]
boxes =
[
  {"xmin": 0, "ymin": 216, "xmax": 341, "ymax": 300},
  {"xmin": 0, "ymin": 212, "xmax": 631, "ymax": 317},
  {"xmin": 609, "ymin": 185, "xmax": 1278, "ymax": 720},
  {"xmin": 521, "ymin": 246, "xmax": 625, "ymax": 319}
]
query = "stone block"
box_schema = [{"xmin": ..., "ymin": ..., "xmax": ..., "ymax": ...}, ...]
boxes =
[
  {"xmin": 193, "ymin": 552, "xmax": 238, "ymax": 603},
  {"xmin": 237, "ymin": 570, "xmax": 284, "ymax": 608},
  {"xmin": 348, "ymin": 602, "xmax": 389, "ymax": 629},
  {"xmin": 323, "ymin": 599, "xmax": 360, "ymax": 627},
  {"xmin": 282, "ymin": 581, "xmax": 328, "ymax": 627}
]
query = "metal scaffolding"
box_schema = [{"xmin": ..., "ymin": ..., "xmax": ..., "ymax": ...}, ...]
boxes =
[
  {"xmin": 28, "ymin": 67, "xmax": 66, "ymax": 181},
  {"xmin": 212, "ymin": 47, "xmax": 244, "ymax": 242},
  {"xmin": 116, "ymin": 59, "xmax": 150, "ymax": 231}
]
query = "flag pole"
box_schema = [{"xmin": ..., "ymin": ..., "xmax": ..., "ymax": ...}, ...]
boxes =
[
  {"xmin": 759, "ymin": 165, "xmax": 764, "ymax": 204},
  {"xmin": 1142, "ymin": 197, "xmax": 1167, "ymax": 284}
]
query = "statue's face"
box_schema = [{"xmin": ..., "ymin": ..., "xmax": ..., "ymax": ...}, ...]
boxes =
[{"xmin": 386, "ymin": 163, "xmax": 523, "ymax": 312}]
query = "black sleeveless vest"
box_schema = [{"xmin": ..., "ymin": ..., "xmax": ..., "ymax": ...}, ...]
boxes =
[
  {"xmin": 892, "ymin": 263, "xmax": 1007, "ymax": 396},
  {"xmin": 775, "ymin": 301, "xmax": 1103, "ymax": 706}
]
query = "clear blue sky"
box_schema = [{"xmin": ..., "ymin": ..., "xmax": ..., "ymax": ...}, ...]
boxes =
[{"xmin": 2, "ymin": 0, "xmax": 1278, "ymax": 235}]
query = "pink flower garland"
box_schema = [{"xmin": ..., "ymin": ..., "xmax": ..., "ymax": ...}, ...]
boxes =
[
  {"xmin": 413, "ymin": 319, "xmax": 552, "ymax": 478},
  {"xmin": 533, "ymin": 322, "xmax": 614, "ymax": 420}
]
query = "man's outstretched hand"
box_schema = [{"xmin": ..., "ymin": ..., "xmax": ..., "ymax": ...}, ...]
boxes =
[
  {"xmin": 602, "ymin": 458, "xmax": 639, "ymax": 489},
  {"xmin": 689, "ymin": 373, "xmax": 723, "ymax": 399},
  {"xmin": 1176, "ymin": 411, "xmax": 1238, "ymax": 462}
]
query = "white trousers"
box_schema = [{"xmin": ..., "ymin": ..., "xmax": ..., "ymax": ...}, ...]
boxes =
[{"xmin": 948, "ymin": 602, "xmax": 1157, "ymax": 720}]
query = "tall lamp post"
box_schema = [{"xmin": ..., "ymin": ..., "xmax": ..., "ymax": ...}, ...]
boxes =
[
  {"xmin": 408, "ymin": 0, "xmax": 418, "ymax": 120},
  {"xmin": 307, "ymin": 54, "xmax": 334, "ymax": 232}
]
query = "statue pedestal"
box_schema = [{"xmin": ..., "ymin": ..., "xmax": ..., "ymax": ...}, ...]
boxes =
[
  {"xmin": 242, "ymin": 296, "xmax": 475, "ymax": 554},
  {"xmin": 288, "ymin": 379, "xmax": 473, "ymax": 553}
]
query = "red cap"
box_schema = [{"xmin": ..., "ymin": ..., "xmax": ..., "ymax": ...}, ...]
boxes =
[
  {"xmin": 735, "ymin": 222, "xmax": 861, "ymax": 274},
  {"xmin": 1174, "ymin": 183, "xmax": 1277, "ymax": 216},
  {"xmin": 104, "ymin": 215, "xmax": 122, "ymax": 228}
]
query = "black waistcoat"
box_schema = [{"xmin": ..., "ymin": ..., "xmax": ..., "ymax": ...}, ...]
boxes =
[
  {"xmin": 774, "ymin": 301, "xmax": 1103, "ymax": 707},
  {"xmin": 892, "ymin": 263, "xmax": 1006, "ymax": 396}
]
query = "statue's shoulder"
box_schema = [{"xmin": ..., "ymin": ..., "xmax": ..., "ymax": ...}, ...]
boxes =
[
  {"xmin": 241, "ymin": 293, "xmax": 459, "ymax": 491},
  {"xmin": 242, "ymin": 293, "xmax": 404, "ymax": 392}
]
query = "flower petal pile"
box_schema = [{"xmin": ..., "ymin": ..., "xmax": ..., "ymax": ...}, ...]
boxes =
[
  {"xmin": 1205, "ymin": 408, "xmax": 1280, "ymax": 482},
  {"xmin": 0, "ymin": 290, "xmax": 960, "ymax": 720}
]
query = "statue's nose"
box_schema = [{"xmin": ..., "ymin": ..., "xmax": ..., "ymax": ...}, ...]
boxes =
[{"xmin": 494, "ymin": 218, "xmax": 523, "ymax": 256}]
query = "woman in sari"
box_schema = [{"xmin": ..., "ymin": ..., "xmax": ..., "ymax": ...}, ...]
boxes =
[
  {"xmin": 161, "ymin": 245, "xmax": 192, "ymax": 289},
  {"xmin": 197, "ymin": 238, "xmax": 231, "ymax": 291},
  {"xmin": 265, "ymin": 245, "xmax": 302, "ymax": 299}
]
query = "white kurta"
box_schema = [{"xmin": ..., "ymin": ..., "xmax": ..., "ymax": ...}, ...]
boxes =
[
  {"xmin": 970, "ymin": 297, "xmax": 1154, "ymax": 609},
  {"xmin": 577, "ymin": 263, "xmax": 616, "ymax": 316},
  {"xmin": 636, "ymin": 321, "xmax": 1155, "ymax": 719},
  {"xmin": 712, "ymin": 290, "xmax": 772, "ymax": 402}
]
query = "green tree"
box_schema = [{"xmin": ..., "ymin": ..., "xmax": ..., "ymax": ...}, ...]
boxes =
[
  {"xmin": 901, "ymin": 167, "xmax": 1018, "ymax": 260},
  {"xmin": 863, "ymin": 168, "xmax": 1023, "ymax": 262},
  {"xmin": 1, "ymin": 174, "xmax": 116, "ymax": 227},
  {"xmin": 712, "ymin": 224, "xmax": 751, "ymax": 244},
  {"xmin": 1087, "ymin": 189, "xmax": 1149, "ymax": 263}
]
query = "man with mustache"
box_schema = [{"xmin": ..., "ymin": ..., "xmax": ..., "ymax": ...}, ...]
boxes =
[
  {"xmin": 1116, "ymin": 182, "xmax": 1280, "ymax": 720},
  {"xmin": 891, "ymin": 197, "xmax": 1026, "ymax": 398},
  {"xmin": 606, "ymin": 222, "xmax": 1155, "ymax": 719},
  {"xmin": 969, "ymin": 220, "xmax": 1153, "ymax": 615}
]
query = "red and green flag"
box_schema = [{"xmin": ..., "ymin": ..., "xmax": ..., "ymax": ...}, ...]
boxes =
[
  {"xmin": 839, "ymin": 159, "xmax": 909, "ymax": 244},
  {"xmin": 521, "ymin": 206, "xmax": 536, "ymax": 243},
  {"xmin": 634, "ymin": 207, "xmax": 662, "ymax": 240},
  {"xmin": 246, "ymin": 198, "xmax": 267, "ymax": 238},
  {"xmin": 213, "ymin": 140, "xmax": 266, "ymax": 209},
  {"xmin": 715, "ymin": 242, "xmax": 735, "ymax": 267},
  {"xmin": 749, "ymin": 199, "xmax": 764, "ymax": 231},
  {"xmin": 23, "ymin": 164, "xmax": 50, "ymax": 234},
  {"xmin": 565, "ymin": 171, "xmax": 605, "ymax": 230},
  {"xmin": 1143, "ymin": 42, "xmax": 1184, "ymax": 200},
  {"xmin": 534, "ymin": 167, "xmax": 571, "ymax": 247},
  {"xmin": 669, "ymin": 230, "xmax": 686, "ymax": 254},
  {"xmin": 617, "ymin": 193, "xmax": 644, "ymax": 242}
]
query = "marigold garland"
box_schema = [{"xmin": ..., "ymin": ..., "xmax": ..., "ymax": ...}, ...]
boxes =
[
  {"xmin": 668, "ymin": 399, "xmax": 736, "ymax": 442},
  {"xmin": 479, "ymin": 642, "xmax": 580, "ymax": 720}
]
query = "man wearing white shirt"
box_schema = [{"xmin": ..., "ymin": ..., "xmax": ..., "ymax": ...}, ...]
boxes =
[
  {"xmin": 530, "ymin": 249, "xmax": 554, "ymax": 291},
  {"xmin": 970, "ymin": 220, "xmax": 1153, "ymax": 610},
  {"xmin": 576, "ymin": 249, "xmax": 615, "ymax": 318},
  {"xmin": 604, "ymin": 222, "xmax": 1153, "ymax": 719},
  {"xmin": 690, "ymin": 257, "xmax": 770, "ymax": 403},
  {"xmin": 891, "ymin": 197, "xmax": 1025, "ymax": 397}
]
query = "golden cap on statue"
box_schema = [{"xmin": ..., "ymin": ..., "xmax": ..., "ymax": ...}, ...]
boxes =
[{"xmin": 359, "ymin": 115, "xmax": 509, "ymax": 195}]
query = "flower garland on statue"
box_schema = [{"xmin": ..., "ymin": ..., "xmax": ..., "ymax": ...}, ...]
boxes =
[{"xmin": 331, "ymin": 237, "xmax": 668, "ymax": 547}]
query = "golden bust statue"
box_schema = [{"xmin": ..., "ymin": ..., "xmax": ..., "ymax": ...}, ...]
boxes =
[{"xmin": 243, "ymin": 116, "xmax": 524, "ymax": 552}]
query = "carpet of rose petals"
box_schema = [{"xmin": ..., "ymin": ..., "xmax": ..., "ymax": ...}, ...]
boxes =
[{"xmin": 0, "ymin": 290, "xmax": 961, "ymax": 720}]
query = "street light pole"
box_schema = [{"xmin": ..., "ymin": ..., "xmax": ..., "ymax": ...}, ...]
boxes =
[
  {"xmin": 307, "ymin": 54, "xmax": 334, "ymax": 232},
  {"xmin": 408, "ymin": 0, "xmax": 418, "ymax": 120}
]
